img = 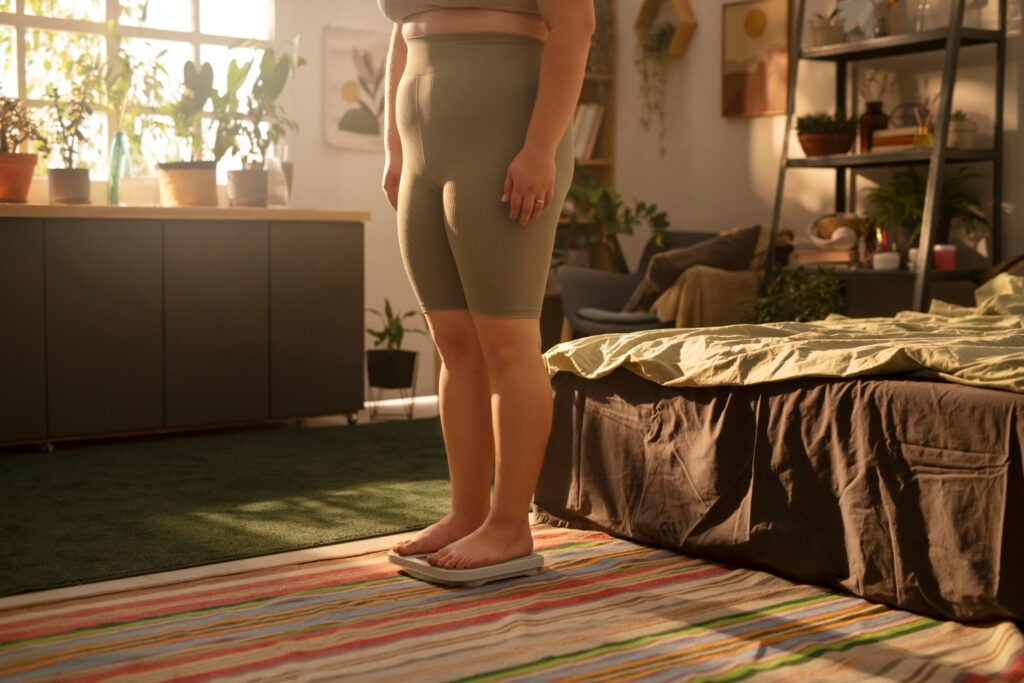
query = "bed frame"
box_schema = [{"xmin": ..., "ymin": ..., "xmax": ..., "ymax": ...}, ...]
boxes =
[{"xmin": 535, "ymin": 368, "xmax": 1024, "ymax": 623}]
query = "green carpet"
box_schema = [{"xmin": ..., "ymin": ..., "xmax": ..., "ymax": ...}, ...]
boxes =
[{"xmin": 0, "ymin": 418, "xmax": 450, "ymax": 597}]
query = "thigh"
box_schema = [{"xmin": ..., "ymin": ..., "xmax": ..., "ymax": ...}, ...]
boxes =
[{"xmin": 397, "ymin": 173, "xmax": 468, "ymax": 315}]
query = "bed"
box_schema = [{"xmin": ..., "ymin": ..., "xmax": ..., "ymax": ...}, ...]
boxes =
[{"xmin": 535, "ymin": 274, "xmax": 1024, "ymax": 624}]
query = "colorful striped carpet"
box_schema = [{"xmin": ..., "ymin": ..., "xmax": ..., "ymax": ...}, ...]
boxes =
[{"xmin": 1, "ymin": 526, "xmax": 1022, "ymax": 682}]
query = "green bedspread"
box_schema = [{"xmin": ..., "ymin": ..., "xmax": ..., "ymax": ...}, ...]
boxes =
[{"xmin": 545, "ymin": 273, "xmax": 1024, "ymax": 394}]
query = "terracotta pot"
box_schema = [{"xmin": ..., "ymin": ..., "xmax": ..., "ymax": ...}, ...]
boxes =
[
  {"xmin": 227, "ymin": 169, "xmax": 268, "ymax": 207},
  {"xmin": 0, "ymin": 152, "xmax": 39, "ymax": 203},
  {"xmin": 48, "ymin": 168, "xmax": 92, "ymax": 204},
  {"xmin": 798, "ymin": 134, "xmax": 855, "ymax": 157},
  {"xmin": 157, "ymin": 161, "xmax": 218, "ymax": 207}
]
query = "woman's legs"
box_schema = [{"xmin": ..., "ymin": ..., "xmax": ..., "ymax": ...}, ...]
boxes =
[
  {"xmin": 427, "ymin": 315, "xmax": 551, "ymax": 569},
  {"xmin": 392, "ymin": 309, "xmax": 494, "ymax": 555}
]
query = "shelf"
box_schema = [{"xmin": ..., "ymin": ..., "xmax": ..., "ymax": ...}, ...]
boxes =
[
  {"xmin": 800, "ymin": 27, "xmax": 1003, "ymax": 62},
  {"xmin": 823, "ymin": 266, "xmax": 983, "ymax": 282},
  {"xmin": 787, "ymin": 147, "xmax": 998, "ymax": 168}
]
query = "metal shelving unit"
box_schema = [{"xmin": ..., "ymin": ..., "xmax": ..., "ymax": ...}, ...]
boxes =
[{"xmin": 768, "ymin": 0, "xmax": 1007, "ymax": 312}]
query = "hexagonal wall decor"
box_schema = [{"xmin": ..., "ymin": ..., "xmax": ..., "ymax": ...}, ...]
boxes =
[{"xmin": 634, "ymin": 0, "xmax": 697, "ymax": 58}]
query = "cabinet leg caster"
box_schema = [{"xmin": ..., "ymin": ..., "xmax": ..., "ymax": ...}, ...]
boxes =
[{"xmin": 347, "ymin": 413, "xmax": 358, "ymax": 425}]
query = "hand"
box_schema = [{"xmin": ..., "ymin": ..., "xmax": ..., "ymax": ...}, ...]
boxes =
[
  {"xmin": 501, "ymin": 145, "xmax": 555, "ymax": 226},
  {"xmin": 382, "ymin": 152, "xmax": 401, "ymax": 211}
]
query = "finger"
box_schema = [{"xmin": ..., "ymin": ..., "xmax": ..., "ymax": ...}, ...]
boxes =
[
  {"xmin": 509, "ymin": 187, "xmax": 524, "ymax": 221},
  {"xmin": 519, "ymin": 196, "xmax": 537, "ymax": 225},
  {"xmin": 501, "ymin": 173, "xmax": 512, "ymax": 204}
]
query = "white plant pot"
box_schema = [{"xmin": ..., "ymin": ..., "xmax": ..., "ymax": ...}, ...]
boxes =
[
  {"xmin": 872, "ymin": 251, "xmax": 901, "ymax": 271},
  {"xmin": 47, "ymin": 168, "xmax": 91, "ymax": 204},
  {"xmin": 227, "ymin": 169, "xmax": 268, "ymax": 207},
  {"xmin": 810, "ymin": 18, "xmax": 846, "ymax": 46},
  {"xmin": 948, "ymin": 120, "xmax": 978, "ymax": 149}
]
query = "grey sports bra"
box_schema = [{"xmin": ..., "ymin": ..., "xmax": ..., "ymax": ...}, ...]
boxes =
[{"xmin": 377, "ymin": 0, "xmax": 541, "ymax": 23}]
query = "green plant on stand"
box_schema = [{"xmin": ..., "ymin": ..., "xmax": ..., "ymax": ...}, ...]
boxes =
[
  {"xmin": 634, "ymin": 19, "xmax": 674, "ymax": 158},
  {"xmin": 558, "ymin": 162, "xmax": 669, "ymax": 273},
  {"xmin": 750, "ymin": 267, "xmax": 846, "ymax": 323},
  {"xmin": 864, "ymin": 166, "xmax": 988, "ymax": 252},
  {"xmin": 366, "ymin": 299, "xmax": 427, "ymax": 418}
]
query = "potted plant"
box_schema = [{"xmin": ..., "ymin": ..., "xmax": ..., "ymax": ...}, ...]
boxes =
[
  {"xmin": 366, "ymin": 299, "xmax": 426, "ymax": 390},
  {"xmin": 864, "ymin": 166, "xmax": 989, "ymax": 256},
  {"xmin": 633, "ymin": 19, "xmax": 674, "ymax": 159},
  {"xmin": 796, "ymin": 112, "xmax": 857, "ymax": 157},
  {"xmin": 560, "ymin": 162, "xmax": 669, "ymax": 273},
  {"xmin": 0, "ymin": 95, "xmax": 50, "ymax": 203},
  {"xmin": 45, "ymin": 80, "xmax": 98, "ymax": 205},
  {"xmin": 948, "ymin": 109, "xmax": 978, "ymax": 149},
  {"xmin": 749, "ymin": 266, "xmax": 846, "ymax": 323},
  {"xmin": 158, "ymin": 60, "xmax": 218, "ymax": 206},
  {"xmin": 810, "ymin": 0, "xmax": 847, "ymax": 46},
  {"xmin": 227, "ymin": 39, "xmax": 304, "ymax": 207}
]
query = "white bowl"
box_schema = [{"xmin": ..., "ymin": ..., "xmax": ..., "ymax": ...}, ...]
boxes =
[{"xmin": 808, "ymin": 214, "xmax": 862, "ymax": 250}]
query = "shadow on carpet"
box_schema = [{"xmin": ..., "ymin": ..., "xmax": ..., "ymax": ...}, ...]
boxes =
[{"xmin": 0, "ymin": 418, "xmax": 449, "ymax": 597}]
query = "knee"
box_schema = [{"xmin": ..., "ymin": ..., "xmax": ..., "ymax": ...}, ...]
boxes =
[
  {"xmin": 478, "ymin": 335, "xmax": 539, "ymax": 376},
  {"xmin": 431, "ymin": 325, "xmax": 485, "ymax": 371}
]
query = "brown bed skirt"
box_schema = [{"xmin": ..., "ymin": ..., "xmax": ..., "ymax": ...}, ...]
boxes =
[{"xmin": 535, "ymin": 368, "xmax": 1024, "ymax": 623}]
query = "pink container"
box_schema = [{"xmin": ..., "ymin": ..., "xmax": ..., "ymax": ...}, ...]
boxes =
[{"xmin": 933, "ymin": 244, "xmax": 956, "ymax": 271}]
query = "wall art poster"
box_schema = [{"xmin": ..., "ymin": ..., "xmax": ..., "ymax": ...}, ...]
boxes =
[
  {"xmin": 324, "ymin": 26, "xmax": 389, "ymax": 152},
  {"xmin": 722, "ymin": 0, "xmax": 789, "ymax": 117}
]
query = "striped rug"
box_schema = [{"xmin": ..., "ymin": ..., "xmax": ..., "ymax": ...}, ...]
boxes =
[{"xmin": 1, "ymin": 526, "xmax": 1022, "ymax": 682}]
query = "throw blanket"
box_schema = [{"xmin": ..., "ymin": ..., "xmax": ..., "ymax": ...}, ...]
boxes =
[{"xmin": 546, "ymin": 274, "xmax": 1024, "ymax": 394}]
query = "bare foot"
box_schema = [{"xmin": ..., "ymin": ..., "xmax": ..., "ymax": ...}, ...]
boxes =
[
  {"xmin": 392, "ymin": 513, "xmax": 486, "ymax": 556},
  {"xmin": 427, "ymin": 518, "xmax": 533, "ymax": 569}
]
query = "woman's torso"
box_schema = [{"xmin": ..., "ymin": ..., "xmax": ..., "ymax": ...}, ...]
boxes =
[{"xmin": 378, "ymin": 0, "xmax": 547, "ymax": 42}]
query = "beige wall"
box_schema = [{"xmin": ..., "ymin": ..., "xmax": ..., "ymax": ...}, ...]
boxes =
[{"xmin": 276, "ymin": 1, "xmax": 1022, "ymax": 400}]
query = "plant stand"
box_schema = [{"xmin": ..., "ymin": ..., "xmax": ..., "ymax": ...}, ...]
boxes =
[{"xmin": 368, "ymin": 379, "xmax": 417, "ymax": 421}]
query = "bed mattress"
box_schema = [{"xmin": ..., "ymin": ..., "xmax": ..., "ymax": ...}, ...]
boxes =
[{"xmin": 535, "ymin": 368, "xmax": 1024, "ymax": 623}]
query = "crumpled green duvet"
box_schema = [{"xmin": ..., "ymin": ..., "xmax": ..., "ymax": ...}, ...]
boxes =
[{"xmin": 544, "ymin": 273, "xmax": 1024, "ymax": 394}]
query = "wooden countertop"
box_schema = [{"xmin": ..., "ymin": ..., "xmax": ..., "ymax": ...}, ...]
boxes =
[{"xmin": 0, "ymin": 204, "xmax": 371, "ymax": 223}]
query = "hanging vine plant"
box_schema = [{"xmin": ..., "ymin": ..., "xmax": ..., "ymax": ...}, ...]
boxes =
[{"xmin": 634, "ymin": 19, "xmax": 674, "ymax": 158}]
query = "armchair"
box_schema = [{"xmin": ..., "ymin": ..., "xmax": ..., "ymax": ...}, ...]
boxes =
[{"xmin": 558, "ymin": 230, "xmax": 714, "ymax": 338}]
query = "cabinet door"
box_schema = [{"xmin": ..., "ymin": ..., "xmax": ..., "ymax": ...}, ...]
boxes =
[
  {"xmin": 0, "ymin": 219, "xmax": 46, "ymax": 442},
  {"xmin": 45, "ymin": 219, "xmax": 163, "ymax": 438},
  {"xmin": 164, "ymin": 220, "xmax": 269, "ymax": 427},
  {"xmin": 270, "ymin": 221, "xmax": 364, "ymax": 418}
]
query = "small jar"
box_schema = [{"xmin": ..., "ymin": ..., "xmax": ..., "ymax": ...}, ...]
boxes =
[
  {"xmin": 933, "ymin": 244, "xmax": 956, "ymax": 271},
  {"xmin": 859, "ymin": 101, "xmax": 889, "ymax": 153},
  {"xmin": 914, "ymin": 126, "xmax": 934, "ymax": 147}
]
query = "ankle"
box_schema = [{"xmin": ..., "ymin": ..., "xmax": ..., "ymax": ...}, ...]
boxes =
[
  {"xmin": 482, "ymin": 511, "xmax": 531, "ymax": 535},
  {"xmin": 450, "ymin": 507, "xmax": 489, "ymax": 525}
]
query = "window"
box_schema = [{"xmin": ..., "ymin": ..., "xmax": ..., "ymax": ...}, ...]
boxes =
[{"xmin": 0, "ymin": 0, "xmax": 276, "ymax": 177}]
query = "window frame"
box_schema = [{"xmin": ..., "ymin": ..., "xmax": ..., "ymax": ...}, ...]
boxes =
[{"xmin": 1, "ymin": 0, "xmax": 276, "ymax": 167}]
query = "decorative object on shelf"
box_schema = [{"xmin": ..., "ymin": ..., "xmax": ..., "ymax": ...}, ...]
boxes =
[
  {"xmin": 323, "ymin": 26, "xmax": 389, "ymax": 152},
  {"xmin": 932, "ymin": 243, "xmax": 957, "ymax": 270},
  {"xmin": 858, "ymin": 101, "xmax": 890, "ymax": 153},
  {"xmin": 558, "ymin": 162, "xmax": 669, "ymax": 273},
  {"xmin": 45, "ymin": 74, "xmax": 100, "ymax": 205},
  {"xmin": 872, "ymin": 0, "xmax": 892, "ymax": 36},
  {"xmin": 907, "ymin": 246, "xmax": 920, "ymax": 270},
  {"xmin": 722, "ymin": 0, "xmax": 789, "ymax": 117},
  {"xmin": 948, "ymin": 109, "xmax": 978, "ymax": 149},
  {"xmin": 913, "ymin": 0, "xmax": 934, "ymax": 32},
  {"xmin": 871, "ymin": 250, "xmax": 901, "ymax": 270},
  {"xmin": 863, "ymin": 166, "xmax": 989, "ymax": 252},
  {"xmin": 809, "ymin": 0, "xmax": 847, "ymax": 46},
  {"xmin": 366, "ymin": 299, "xmax": 426, "ymax": 419},
  {"xmin": 107, "ymin": 131, "xmax": 130, "ymax": 206},
  {"xmin": 0, "ymin": 95, "xmax": 49, "ymax": 204},
  {"xmin": 808, "ymin": 213, "xmax": 864, "ymax": 250},
  {"xmin": 856, "ymin": 68, "xmax": 892, "ymax": 152},
  {"xmin": 847, "ymin": 23, "xmax": 867, "ymax": 40},
  {"xmin": 796, "ymin": 111, "xmax": 857, "ymax": 156},
  {"xmin": 748, "ymin": 266, "xmax": 846, "ymax": 323}
]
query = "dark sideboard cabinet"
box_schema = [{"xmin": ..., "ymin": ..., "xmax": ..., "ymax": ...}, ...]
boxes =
[{"xmin": 0, "ymin": 213, "xmax": 365, "ymax": 445}]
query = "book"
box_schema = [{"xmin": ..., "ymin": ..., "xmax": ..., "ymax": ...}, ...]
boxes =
[
  {"xmin": 872, "ymin": 135, "xmax": 916, "ymax": 146},
  {"xmin": 573, "ymin": 103, "xmax": 604, "ymax": 160},
  {"xmin": 582, "ymin": 104, "xmax": 605, "ymax": 160},
  {"xmin": 790, "ymin": 249, "xmax": 857, "ymax": 265},
  {"xmin": 873, "ymin": 126, "xmax": 919, "ymax": 139}
]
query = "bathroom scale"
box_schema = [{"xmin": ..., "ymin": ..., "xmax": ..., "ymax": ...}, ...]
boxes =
[{"xmin": 387, "ymin": 551, "xmax": 544, "ymax": 587}]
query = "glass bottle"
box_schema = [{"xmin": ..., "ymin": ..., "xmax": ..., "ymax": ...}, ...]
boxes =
[
  {"xmin": 859, "ymin": 101, "xmax": 889, "ymax": 153},
  {"xmin": 106, "ymin": 131, "xmax": 129, "ymax": 206}
]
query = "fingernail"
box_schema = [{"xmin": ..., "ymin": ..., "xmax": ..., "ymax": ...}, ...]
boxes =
[{"xmin": 500, "ymin": 194, "xmax": 508, "ymax": 202}]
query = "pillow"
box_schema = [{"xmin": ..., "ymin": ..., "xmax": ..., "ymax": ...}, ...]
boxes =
[{"xmin": 621, "ymin": 224, "xmax": 764, "ymax": 313}]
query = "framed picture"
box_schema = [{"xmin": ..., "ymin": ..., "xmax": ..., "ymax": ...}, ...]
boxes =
[
  {"xmin": 323, "ymin": 26, "xmax": 390, "ymax": 152},
  {"xmin": 722, "ymin": 0, "xmax": 790, "ymax": 117}
]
